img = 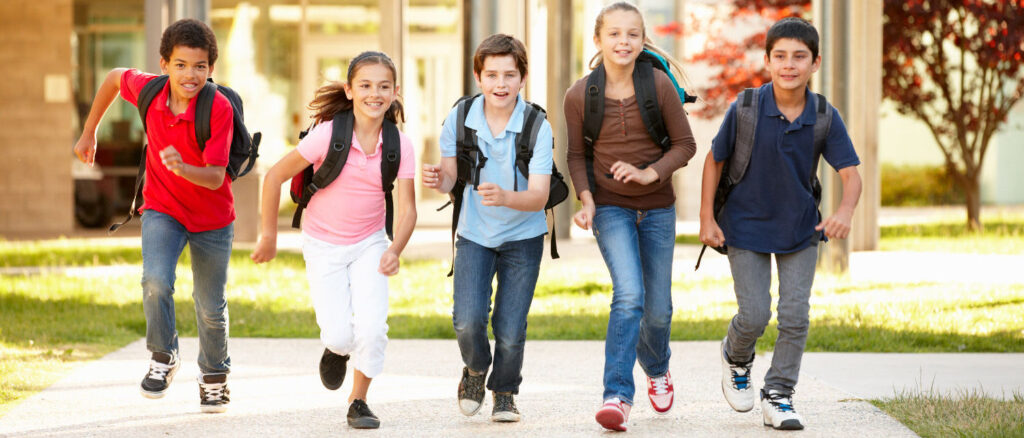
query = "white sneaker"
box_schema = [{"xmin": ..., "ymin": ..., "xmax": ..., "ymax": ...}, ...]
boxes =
[
  {"xmin": 720, "ymin": 337, "xmax": 755, "ymax": 412},
  {"xmin": 761, "ymin": 389, "xmax": 804, "ymax": 430}
]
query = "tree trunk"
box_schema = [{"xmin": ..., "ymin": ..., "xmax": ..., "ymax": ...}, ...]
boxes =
[{"xmin": 963, "ymin": 175, "xmax": 982, "ymax": 232}]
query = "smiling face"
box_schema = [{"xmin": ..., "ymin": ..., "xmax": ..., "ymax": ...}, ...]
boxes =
[
  {"xmin": 343, "ymin": 62, "xmax": 397, "ymax": 122},
  {"xmin": 765, "ymin": 37, "xmax": 820, "ymax": 93},
  {"xmin": 594, "ymin": 8, "xmax": 645, "ymax": 69},
  {"xmin": 159, "ymin": 45, "xmax": 212, "ymax": 102},
  {"xmin": 474, "ymin": 54, "xmax": 525, "ymax": 113}
]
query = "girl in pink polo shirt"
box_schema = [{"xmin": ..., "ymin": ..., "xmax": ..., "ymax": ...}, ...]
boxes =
[{"xmin": 251, "ymin": 51, "xmax": 417, "ymax": 429}]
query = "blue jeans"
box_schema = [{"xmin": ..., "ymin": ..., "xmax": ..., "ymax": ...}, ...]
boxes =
[
  {"xmin": 141, "ymin": 210, "xmax": 233, "ymax": 375},
  {"xmin": 452, "ymin": 234, "xmax": 543, "ymax": 394},
  {"xmin": 593, "ymin": 204, "xmax": 676, "ymax": 404}
]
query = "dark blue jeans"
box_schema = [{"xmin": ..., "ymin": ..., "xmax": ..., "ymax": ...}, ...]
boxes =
[
  {"xmin": 141, "ymin": 210, "xmax": 233, "ymax": 375},
  {"xmin": 452, "ymin": 234, "xmax": 543, "ymax": 394},
  {"xmin": 593, "ymin": 205, "xmax": 676, "ymax": 404}
]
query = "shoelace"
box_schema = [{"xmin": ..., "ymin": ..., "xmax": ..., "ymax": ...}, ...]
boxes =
[
  {"xmin": 650, "ymin": 375, "xmax": 671, "ymax": 395},
  {"xmin": 200, "ymin": 381, "xmax": 227, "ymax": 401},
  {"xmin": 729, "ymin": 362, "xmax": 752, "ymax": 390},
  {"xmin": 766, "ymin": 392, "xmax": 796, "ymax": 413},
  {"xmin": 146, "ymin": 360, "xmax": 173, "ymax": 381}
]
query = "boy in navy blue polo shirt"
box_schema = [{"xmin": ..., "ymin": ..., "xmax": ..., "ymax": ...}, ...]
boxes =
[{"xmin": 698, "ymin": 17, "xmax": 862, "ymax": 431}]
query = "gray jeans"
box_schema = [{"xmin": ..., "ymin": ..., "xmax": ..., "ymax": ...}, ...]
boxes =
[{"xmin": 723, "ymin": 245, "xmax": 818, "ymax": 395}]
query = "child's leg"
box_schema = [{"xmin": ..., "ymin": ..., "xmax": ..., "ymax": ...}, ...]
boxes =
[
  {"xmin": 302, "ymin": 233, "xmax": 356, "ymax": 356},
  {"xmin": 188, "ymin": 221, "xmax": 234, "ymax": 375},
  {"xmin": 592, "ymin": 205, "xmax": 645, "ymax": 405},
  {"xmin": 488, "ymin": 235, "xmax": 543, "ymax": 394},
  {"xmin": 346, "ymin": 230, "xmax": 390, "ymax": 385},
  {"xmin": 635, "ymin": 206, "xmax": 676, "ymax": 377},
  {"xmin": 452, "ymin": 236, "xmax": 500, "ymax": 375},
  {"xmin": 724, "ymin": 248, "xmax": 773, "ymax": 363},
  {"xmin": 140, "ymin": 210, "xmax": 189, "ymax": 356},
  {"xmin": 763, "ymin": 244, "xmax": 817, "ymax": 394}
]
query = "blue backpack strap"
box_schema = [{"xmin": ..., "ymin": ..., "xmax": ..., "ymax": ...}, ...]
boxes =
[
  {"xmin": 380, "ymin": 119, "xmax": 401, "ymax": 241},
  {"xmin": 582, "ymin": 65, "xmax": 605, "ymax": 195}
]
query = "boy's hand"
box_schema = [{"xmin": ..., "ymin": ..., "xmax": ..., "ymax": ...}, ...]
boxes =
[
  {"xmin": 573, "ymin": 199, "xmax": 596, "ymax": 230},
  {"xmin": 699, "ymin": 217, "xmax": 726, "ymax": 248},
  {"xmin": 378, "ymin": 249, "xmax": 400, "ymax": 276},
  {"xmin": 816, "ymin": 208, "xmax": 853, "ymax": 239},
  {"xmin": 74, "ymin": 134, "xmax": 97, "ymax": 166},
  {"xmin": 477, "ymin": 183, "xmax": 507, "ymax": 207},
  {"xmin": 159, "ymin": 146, "xmax": 185, "ymax": 175},
  {"xmin": 610, "ymin": 161, "xmax": 658, "ymax": 185},
  {"xmin": 422, "ymin": 164, "xmax": 442, "ymax": 189},
  {"xmin": 250, "ymin": 236, "xmax": 277, "ymax": 263}
]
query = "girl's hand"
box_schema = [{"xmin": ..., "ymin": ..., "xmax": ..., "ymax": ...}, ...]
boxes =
[
  {"xmin": 160, "ymin": 146, "xmax": 185, "ymax": 175},
  {"xmin": 477, "ymin": 183, "xmax": 507, "ymax": 207},
  {"xmin": 699, "ymin": 217, "xmax": 726, "ymax": 248},
  {"xmin": 251, "ymin": 236, "xmax": 277, "ymax": 264},
  {"xmin": 610, "ymin": 161, "xmax": 658, "ymax": 185},
  {"xmin": 73, "ymin": 134, "xmax": 97, "ymax": 166},
  {"xmin": 573, "ymin": 199, "xmax": 596, "ymax": 230},
  {"xmin": 422, "ymin": 164, "xmax": 442, "ymax": 189},
  {"xmin": 378, "ymin": 249, "xmax": 400, "ymax": 276}
]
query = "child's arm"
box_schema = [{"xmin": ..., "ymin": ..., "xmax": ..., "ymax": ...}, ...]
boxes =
[
  {"xmin": 74, "ymin": 68, "xmax": 129, "ymax": 166},
  {"xmin": 251, "ymin": 149, "xmax": 311, "ymax": 263},
  {"xmin": 158, "ymin": 146, "xmax": 227, "ymax": 190},
  {"xmin": 476, "ymin": 174, "xmax": 550, "ymax": 212},
  {"xmin": 815, "ymin": 166, "xmax": 862, "ymax": 239},
  {"xmin": 378, "ymin": 178, "xmax": 418, "ymax": 276},
  {"xmin": 421, "ymin": 156, "xmax": 457, "ymax": 194},
  {"xmin": 699, "ymin": 151, "xmax": 726, "ymax": 248}
]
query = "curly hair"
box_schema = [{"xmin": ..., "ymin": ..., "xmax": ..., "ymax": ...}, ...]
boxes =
[{"xmin": 159, "ymin": 18, "xmax": 218, "ymax": 65}]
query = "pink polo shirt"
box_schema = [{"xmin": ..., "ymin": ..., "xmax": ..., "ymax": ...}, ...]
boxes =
[
  {"xmin": 296, "ymin": 119, "xmax": 415, "ymax": 245},
  {"xmin": 120, "ymin": 69, "xmax": 235, "ymax": 232}
]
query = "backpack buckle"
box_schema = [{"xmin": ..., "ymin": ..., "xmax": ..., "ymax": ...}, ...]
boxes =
[
  {"xmin": 332, "ymin": 142, "xmax": 345, "ymax": 151},
  {"xmin": 386, "ymin": 152, "xmax": 398, "ymax": 162}
]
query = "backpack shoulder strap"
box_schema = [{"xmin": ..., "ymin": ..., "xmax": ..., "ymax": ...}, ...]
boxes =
[
  {"xmin": 632, "ymin": 60, "xmax": 670, "ymax": 151},
  {"xmin": 303, "ymin": 110, "xmax": 354, "ymax": 203},
  {"xmin": 728, "ymin": 87, "xmax": 760, "ymax": 185},
  {"xmin": 137, "ymin": 75, "xmax": 169, "ymax": 133},
  {"xmin": 811, "ymin": 93, "xmax": 832, "ymax": 175},
  {"xmin": 112, "ymin": 75, "xmax": 167, "ymax": 234},
  {"xmin": 582, "ymin": 67, "xmax": 605, "ymax": 195},
  {"xmin": 380, "ymin": 119, "xmax": 401, "ymax": 241},
  {"xmin": 193, "ymin": 79, "xmax": 218, "ymax": 152},
  {"xmin": 513, "ymin": 101, "xmax": 545, "ymax": 191}
]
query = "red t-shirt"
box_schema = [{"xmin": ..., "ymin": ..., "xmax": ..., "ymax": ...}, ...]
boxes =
[{"xmin": 120, "ymin": 69, "xmax": 235, "ymax": 232}]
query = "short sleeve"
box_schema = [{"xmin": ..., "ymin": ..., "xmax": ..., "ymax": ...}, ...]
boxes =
[
  {"xmin": 397, "ymin": 131, "xmax": 416, "ymax": 179},
  {"xmin": 202, "ymin": 94, "xmax": 233, "ymax": 167},
  {"xmin": 527, "ymin": 120, "xmax": 553, "ymax": 175},
  {"xmin": 439, "ymin": 106, "xmax": 459, "ymax": 158},
  {"xmin": 822, "ymin": 109, "xmax": 861, "ymax": 171},
  {"xmin": 296, "ymin": 120, "xmax": 333, "ymax": 166},
  {"xmin": 711, "ymin": 101, "xmax": 739, "ymax": 163},
  {"xmin": 119, "ymin": 68, "xmax": 156, "ymax": 107}
]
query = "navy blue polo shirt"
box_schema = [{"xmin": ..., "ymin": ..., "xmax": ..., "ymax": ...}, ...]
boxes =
[{"xmin": 711, "ymin": 83, "xmax": 860, "ymax": 254}]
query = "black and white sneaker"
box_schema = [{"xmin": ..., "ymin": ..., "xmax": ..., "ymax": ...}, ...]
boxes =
[
  {"xmin": 319, "ymin": 348, "xmax": 349, "ymax": 390},
  {"xmin": 140, "ymin": 351, "xmax": 180, "ymax": 399},
  {"xmin": 457, "ymin": 367, "xmax": 486, "ymax": 416},
  {"xmin": 347, "ymin": 399, "xmax": 381, "ymax": 429},
  {"xmin": 761, "ymin": 389, "xmax": 804, "ymax": 430},
  {"xmin": 198, "ymin": 373, "xmax": 230, "ymax": 413},
  {"xmin": 491, "ymin": 392, "xmax": 521, "ymax": 422}
]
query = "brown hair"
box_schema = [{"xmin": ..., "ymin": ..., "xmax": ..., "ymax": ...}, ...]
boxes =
[
  {"xmin": 160, "ymin": 18, "xmax": 218, "ymax": 65},
  {"xmin": 589, "ymin": 2, "xmax": 693, "ymax": 91},
  {"xmin": 308, "ymin": 51, "xmax": 405, "ymax": 124},
  {"xmin": 473, "ymin": 34, "xmax": 529, "ymax": 77}
]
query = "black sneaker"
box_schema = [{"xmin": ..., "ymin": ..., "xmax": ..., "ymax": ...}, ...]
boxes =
[
  {"xmin": 140, "ymin": 351, "xmax": 180, "ymax": 399},
  {"xmin": 457, "ymin": 367, "xmax": 486, "ymax": 416},
  {"xmin": 198, "ymin": 373, "xmax": 230, "ymax": 413},
  {"xmin": 319, "ymin": 348, "xmax": 349, "ymax": 390},
  {"xmin": 491, "ymin": 392, "xmax": 521, "ymax": 422},
  {"xmin": 347, "ymin": 399, "xmax": 380, "ymax": 429}
]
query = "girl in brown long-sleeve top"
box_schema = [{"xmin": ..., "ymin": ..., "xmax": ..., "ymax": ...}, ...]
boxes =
[{"xmin": 562, "ymin": 2, "xmax": 696, "ymax": 432}]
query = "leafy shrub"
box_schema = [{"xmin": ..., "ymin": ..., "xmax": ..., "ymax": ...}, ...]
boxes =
[{"xmin": 881, "ymin": 164, "xmax": 964, "ymax": 206}]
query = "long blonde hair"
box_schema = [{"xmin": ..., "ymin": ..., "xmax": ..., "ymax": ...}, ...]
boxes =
[{"xmin": 589, "ymin": 1, "xmax": 693, "ymax": 92}]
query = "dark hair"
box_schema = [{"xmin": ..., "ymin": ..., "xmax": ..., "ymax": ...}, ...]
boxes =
[
  {"xmin": 308, "ymin": 51, "xmax": 405, "ymax": 125},
  {"xmin": 766, "ymin": 17, "xmax": 819, "ymax": 59},
  {"xmin": 159, "ymin": 18, "xmax": 218, "ymax": 65},
  {"xmin": 473, "ymin": 34, "xmax": 528, "ymax": 78}
]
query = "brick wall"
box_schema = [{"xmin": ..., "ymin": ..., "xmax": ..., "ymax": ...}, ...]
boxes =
[{"xmin": 0, "ymin": 0, "xmax": 75, "ymax": 236}]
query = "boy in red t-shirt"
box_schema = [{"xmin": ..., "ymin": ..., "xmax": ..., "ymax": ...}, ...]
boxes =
[{"xmin": 74, "ymin": 18, "xmax": 234, "ymax": 413}]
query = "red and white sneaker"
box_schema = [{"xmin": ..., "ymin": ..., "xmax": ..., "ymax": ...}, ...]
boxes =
[
  {"xmin": 595, "ymin": 397, "xmax": 631, "ymax": 431},
  {"xmin": 647, "ymin": 371, "xmax": 674, "ymax": 414}
]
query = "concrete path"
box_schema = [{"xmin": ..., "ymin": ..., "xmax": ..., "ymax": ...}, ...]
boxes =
[{"xmin": 0, "ymin": 338, "xmax": 919, "ymax": 438}]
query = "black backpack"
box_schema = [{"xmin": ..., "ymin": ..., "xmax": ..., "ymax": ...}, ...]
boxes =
[
  {"xmin": 110, "ymin": 75, "xmax": 261, "ymax": 233},
  {"xmin": 289, "ymin": 109, "xmax": 401, "ymax": 240},
  {"xmin": 440, "ymin": 95, "xmax": 569, "ymax": 274},
  {"xmin": 694, "ymin": 87, "xmax": 833, "ymax": 270},
  {"xmin": 581, "ymin": 49, "xmax": 697, "ymax": 194}
]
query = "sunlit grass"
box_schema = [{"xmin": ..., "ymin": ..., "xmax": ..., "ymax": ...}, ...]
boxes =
[{"xmin": 872, "ymin": 389, "xmax": 1024, "ymax": 438}]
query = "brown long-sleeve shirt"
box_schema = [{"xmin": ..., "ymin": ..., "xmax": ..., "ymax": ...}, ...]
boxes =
[{"xmin": 563, "ymin": 68, "xmax": 697, "ymax": 210}]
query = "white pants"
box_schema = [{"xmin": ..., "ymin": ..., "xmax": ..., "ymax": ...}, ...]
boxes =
[{"xmin": 302, "ymin": 229, "xmax": 390, "ymax": 378}]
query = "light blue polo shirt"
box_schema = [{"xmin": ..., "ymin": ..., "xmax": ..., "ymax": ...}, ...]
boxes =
[{"xmin": 440, "ymin": 95, "xmax": 553, "ymax": 248}]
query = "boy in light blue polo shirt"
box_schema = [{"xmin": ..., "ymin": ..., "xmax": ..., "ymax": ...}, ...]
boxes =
[{"xmin": 421, "ymin": 34, "xmax": 551, "ymax": 423}]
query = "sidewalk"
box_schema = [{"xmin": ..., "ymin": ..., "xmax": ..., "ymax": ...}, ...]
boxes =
[{"xmin": 0, "ymin": 339, "xmax": 919, "ymax": 438}]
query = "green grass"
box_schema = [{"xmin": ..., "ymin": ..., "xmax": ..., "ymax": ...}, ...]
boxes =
[
  {"xmin": 879, "ymin": 220, "xmax": 1024, "ymax": 254},
  {"xmin": 872, "ymin": 390, "xmax": 1024, "ymax": 438}
]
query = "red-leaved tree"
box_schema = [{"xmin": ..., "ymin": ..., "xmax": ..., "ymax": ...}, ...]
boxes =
[{"xmin": 883, "ymin": 0, "xmax": 1024, "ymax": 230}]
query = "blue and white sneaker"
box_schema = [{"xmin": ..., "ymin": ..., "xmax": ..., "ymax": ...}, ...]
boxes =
[
  {"xmin": 761, "ymin": 389, "xmax": 804, "ymax": 430},
  {"xmin": 721, "ymin": 337, "xmax": 754, "ymax": 412}
]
